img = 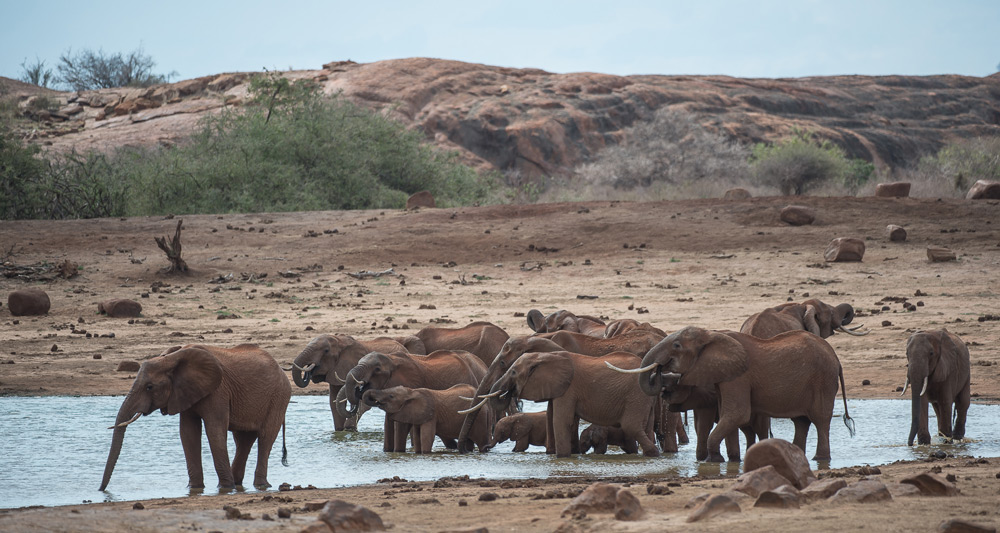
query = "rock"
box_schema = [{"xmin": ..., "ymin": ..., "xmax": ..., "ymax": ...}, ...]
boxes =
[
  {"xmin": 59, "ymin": 103, "xmax": 84, "ymax": 116},
  {"xmin": 900, "ymin": 471, "xmax": 960, "ymax": 496},
  {"xmin": 316, "ymin": 499, "xmax": 385, "ymax": 531},
  {"xmin": 686, "ymin": 493, "xmax": 741, "ymax": 523},
  {"xmin": 207, "ymin": 73, "xmax": 248, "ymax": 93},
  {"xmin": 743, "ymin": 438, "xmax": 817, "ymax": 489},
  {"xmin": 116, "ymin": 361, "xmax": 141, "ymax": 372},
  {"xmin": 966, "ymin": 180, "xmax": 1000, "ymax": 200},
  {"xmin": 723, "ymin": 188, "xmax": 752, "ymax": 200},
  {"xmin": 829, "ymin": 480, "xmax": 892, "ymax": 503},
  {"xmin": 800, "ymin": 478, "xmax": 847, "ymax": 501},
  {"xmin": 875, "ymin": 181, "xmax": 911, "ymax": 197},
  {"xmin": 302, "ymin": 523, "xmax": 333, "ymax": 533},
  {"xmin": 98, "ymin": 299, "xmax": 143, "ymax": 318},
  {"xmin": 885, "ymin": 482, "xmax": 922, "ymax": 498},
  {"xmin": 406, "ymin": 190, "xmax": 436, "ymax": 209},
  {"xmin": 779, "ymin": 205, "xmax": 816, "ymax": 226},
  {"xmin": 939, "ymin": 518, "xmax": 997, "ymax": 533},
  {"xmin": 927, "ymin": 246, "xmax": 957, "ymax": 262},
  {"xmin": 886, "ymin": 224, "xmax": 907, "ymax": 242},
  {"xmin": 731, "ymin": 465, "xmax": 793, "ymax": 498},
  {"xmin": 438, "ymin": 529, "xmax": 488, "ymax": 533},
  {"xmin": 824, "ymin": 237, "xmax": 866, "ymax": 262},
  {"xmin": 8, "ymin": 289, "xmax": 51, "ymax": 316},
  {"xmin": 561, "ymin": 483, "xmax": 617, "ymax": 515},
  {"xmin": 277, "ymin": 507, "xmax": 292, "ymax": 518},
  {"xmin": 754, "ymin": 484, "xmax": 801, "ymax": 509},
  {"xmin": 613, "ymin": 489, "xmax": 644, "ymax": 521},
  {"xmin": 114, "ymin": 97, "xmax": 160, "ymax": 116},
  {"xmin": 684, "ymin": 493, "xmax": 710, "ymax": 509},
  {"xmin": 478, "ymin": 492, "xmax": 499, "ymax": 502}
]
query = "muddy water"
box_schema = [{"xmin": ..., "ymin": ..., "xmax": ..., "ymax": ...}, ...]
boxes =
[{"xmin": 2, "ymin": 396, "xmax": 998, "ymax": 509}]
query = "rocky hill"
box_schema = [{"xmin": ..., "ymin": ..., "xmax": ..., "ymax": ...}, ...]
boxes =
[{"xmin": 7, "ymin": 58, "xmax": 1000, "ymax": 177}]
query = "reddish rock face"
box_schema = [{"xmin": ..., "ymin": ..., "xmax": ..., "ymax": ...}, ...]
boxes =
[{"xmin": 875, "ymin": 181, "xmax": 911, "ymax": 197}]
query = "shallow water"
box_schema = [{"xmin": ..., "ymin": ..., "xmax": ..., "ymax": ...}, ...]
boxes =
[{"xmin": 1, "ymin": 396, "xmax": 997, "ymax": 509}]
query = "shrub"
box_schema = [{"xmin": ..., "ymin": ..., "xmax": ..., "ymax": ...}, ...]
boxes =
[
  {"xmin": 749, "ymin": 129, "xmax": 873, "ymax": 195},
  {"xmin": 18, "ymin": 57, "xmax": 54, "ymax": 88},
  {"xmin": 917, "ymin": 136, "xmax": 1000, "ymax": 193},
  {"xmin": 57, "ymin": 46, "xmax": 176, "ymax": 91}
]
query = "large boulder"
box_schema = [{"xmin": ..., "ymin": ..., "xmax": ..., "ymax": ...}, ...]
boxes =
[
  {"xmin": 315, "ymin": 499, "xmax": 384, "ymax": 531},
  {"xmin": 875, "ymin": 181, "xmax": 911, "ymax": 198},
  {"xmin": 406, "ymin": 190, "xmax": 436, "ymax": 210},
  {"xmin": 754, "ymin": 484, "xmax": 801, "ymax": 509},
  {"xmin": 800, "ymin": 478, "xmax": 847, "ymax": 501},
  {"xmin": 743, "ymin": 438, "xmax": 817, "ymax": 489},
  {"xmin": 886, "ymin": 224, "xmax": 907, "ymax": 242},
  {"xmin": 829, "ymin": 480, "xmax": 892, "ymax": 503},
  {"xmin": 824, "ymin": 237, "xmax": 866, "ymax": 262},
  {"xmin": 723, "ymin": 188, "xmax": 752, "ymax": 200},
  {"xmin": 730, "ymin": 465, "xmax": 793, "ymax": 498},
  {"xmin": 98, "ymin": 299, "xmax": 143, "ymax": 318},
  {"xmin": 562, "ymin": 482, "xmax": 644, "ymax": 521},
  {"xmin": 900, "ymin": 471, "xmax": 959, "ymax": 496},
  {"xmin": 966, "ymin": 180, "xmax": 1000, "ymax": 200},
  {"xmin": 927, "ymin": 246, "xmax": 957, "ymax": 262},
  {"xmin": 8, "ymin": 289, "xmax": 51, "ymax": 316},
  {"xmin": 780, "ymin": 205, "xmax": 816, "ymax": 226},
  {"xmin": 686, "ymin": 493, "xmax": 741, "ymax": 523}
]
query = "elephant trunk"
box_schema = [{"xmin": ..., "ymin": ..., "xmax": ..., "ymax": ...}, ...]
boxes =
[
  {"xmin": 457, "ymin": 376, "xmax": 495, "ymax": 453},
  {"xmin": 836, "ymin": 303, "xmax": 855, "ymax": 327},
  {"xmin": 907, "ymin": 367, "xmax": 930, "ymax": 446},
  {"xmin": 908, "ymin": 381, "xmax": 921, "ymax": 446},
  {"xmin": 291, "ymin": 365, "xmax": 311, "ymax": 388},
  {"xmin": 334, "ymin": 382, "xmax": 354, "ymax": 418},
  {"xmin": 100, "ymin": 395, "xmax": 141, "ymax": 490},
  {"xmin": 638, "ymin": 366, "xmax": 663, "ymax": 397}
]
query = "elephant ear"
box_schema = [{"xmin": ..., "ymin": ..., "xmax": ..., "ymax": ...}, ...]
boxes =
[
  {"xmin": 517, "ymin": 352, "xmax": 574, "ymax": 401},
  {"xmin": 165, "ymin": 347, "xmax": 223, "ymax": 415},
  {"xmin": 802, "ymin": 305, "xmax": 821, "ymax": 336},
  {"xmin": 526, "ymin": 309, "xmax": 545, "ymax": 332},
  {"xmin": 678, "ymin": 332, "xmax": 749, "ymax": 388},
  {"xmin": 398, "ymin": 389, "xmax": 435, "ymax": 425}
]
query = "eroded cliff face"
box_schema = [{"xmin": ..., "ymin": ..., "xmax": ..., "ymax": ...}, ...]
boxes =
[{"xmin": 14, "ymin": 58, "xmax": 1000, "ymax": 177}]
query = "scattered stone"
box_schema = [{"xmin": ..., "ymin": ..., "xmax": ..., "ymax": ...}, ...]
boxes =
[
  {"xmin": 731, "ymin": 465, "xmax": 794, "ymax": 498},
  {"xmin": 562, "ymin": 483, "xmax": 617, "ymax": 515},
  {"xmin": 723, "ymin": 188, "xmax": 752, "ymax": 200},
  {"xmin": 439, "ymin": 528, "xmax": 489, "ymax": 533},
  {"xmin": 279, "ymin": 482, "xmax": 292, "ymax": 491},
  {"xmin": 754, "ymin": 484, "xmax": 801, "ymax": 509},
  {"xmin": 886, "ymin": 224, "xmax": 907, "ymax": 242},
  {"xmin": 927, "ymin": 246, "xmax": 957, "ymax": 262},
  {"xmin": 939, "ymin": 518, "xmax": 997, "ymax": 533},
  {"xmin": 98, "ymin": 299, "xmax": 143, "ymax": 318},
  {"xmin": 966, "ymin": 180, "xmax": 1000, "ymax": 200},
  {"xmin": 7, "ymin": 288, "xmax": 51, "ymax": 316},
  {"xmin": 223, "ymin": 505, "xmax": 242, "ymax": 519},
  {"xmin": 743, "ymin": 438, "xmax": 817, "ymax": 489},
  {"xmin": 478, "ymin": 492, "xmax": 499, "ymax": 502},
  {"xmin": 406, "ymin": 190, "xmax": 436, "ymax": 209},
  {"xmin": 132, "ymin": 502, "xmax": 144, "ymax": 510},
  {"xmin": 458, "ymin": 499, "xmax": 468, "ymax": 507},
  {"xmin": 613, "ymin": 489, "xmax": 644, "ymax": 521},
  {"xmin": 779, "ymin": 205, "xmax": 816, "ymax": 226},
  {"xmin": 875, "ymin": 181, "xmax": 911, "ymax": 198},
  {"xmin": 646, "ymin": 483, "xmax": 672, "ymax": 495},
  {"xmin": 800, "ymin": 478, "xmax": 847, "ymax": 501},
  {"xmin": 316, "ymin": 499, "xmax": 385, "ymax": 531},
  {"xmin": 685, "ymin": 493, "xmax": 710, "ymax": 509},
  {"xmin": 900, "ymin": 471, "xmax": 959, "ymax": 496},
  {"xmin": 686, "ymin": 493, "xmax": 741, "ymax": 523},
  {"xmin": 857, "ymin": 465, "xmax": 881, "ymax": 475},
  {"xmin": 829, "ymin": 480, "xmax": 893, "ymax": 503},
  {"xmin": 885, "ymin": 482, "xmax": 922, "ymax": 498},
  {"xmin": 824, "ymin": 237, "xmax": 866, "ymax": 262},
  {"xmin": 277, "ymin": 507, "xmax": 292, "ymax": 518}
]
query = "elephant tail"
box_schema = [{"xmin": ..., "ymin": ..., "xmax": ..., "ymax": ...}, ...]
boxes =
[
  {"xmin": 839, "ymin": 365, "xmax": 856, "ymax": 437},
  {"xmin": 281, "ymin": 420, "xmax": 289, "ymax": 467}
]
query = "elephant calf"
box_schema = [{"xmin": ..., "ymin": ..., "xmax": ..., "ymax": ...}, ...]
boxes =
[
  {"xmin": 363, "ymin": 384, "xmax": 492, "ymax": 453},
  {"xmin": 579, "ymin": 424, "xmax": 638, "ymax": 454},
  {"xmin": 489, "ymin": 411, "xmax": 548, "ymax": 452}
]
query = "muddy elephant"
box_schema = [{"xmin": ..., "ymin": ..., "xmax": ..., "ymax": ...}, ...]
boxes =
[
  {"xmin": 475, "ymin": 351, "xmax": 659, "ymax": 458},
  {"xmin": 603, "ymin": 319, "xmax": 667, "ymax": 339},
  {"xmin": 287, "ymin": 334, "xmax": 407, "ymax": 431},
  {"xmin": 100, "ymin": 344, "xmax": 290, "ymax": 491},
  {"xmin": 741, "ymin": 299, "xmax": 866, "ymax": 339},
  {"xmin": 580, "ymin": 424, "xmax": 639, "ymax": 454},
  {"xmin": 336, "ymin": 350, "xmax": 487, "ymax": 451},
  {"xmin": 620, "ymin": 327, "xmax": 853, "ymax": 462},
  {"xmin": 362, "ymin": 384, "xmax": 491, "ymax": 453},
  {"xmin": 396, "ymin": 321, "xmax": 510, "ymax": 367},
  {"xmin": 527, "ymin": 309, "xmax": 606, "ymax": 337},
  {"xmin": 902, "ymin": 329, "xmax": 970, "ymax": 445},
  {"xmin": 488, "ymin": 411, "xmax": 548, "ymax": 451}
]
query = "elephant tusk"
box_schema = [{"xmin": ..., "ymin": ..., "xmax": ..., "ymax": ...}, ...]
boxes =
[
  {"xmin": 837, "ymin": 325, "xmax": 869, "ymax": 336},
  {"xmin": 899, "ymin": 376, "xmax": 909, "ymax": 396},
  {"xmin": 477, "ymin": 389, "xmax": 505, "ymax": 399},
  {"xmin": 301, "ymin": 363, "xmax": 316, "ymax": 372},
  {"xmin": 280, "ymin": 363, "xmax": 294, "ymax": 371},
  {"xmin": 606, "ymin": 361, "xmax": 658, "ymax": 374},
  {"xmin": 847, "ymin": 323, "xmax": 865, "ymax": 331},
  {"xmin": 919, "ymin": 376, "xmax": 929, "ymax": 396},
  {"xmin": 458, "ymin": 395, "xmax": 475, "ymax": 401},
  {"xmin": 331, "ymin": 371, "xmax": 346, "ymax": 385},
  {"xmin": 337, "ymin": 398, "xmax": 348, "ymax": 404},
  {"xmin": 458, "ymin": 396, "xmax": 489, "ymax": 415},
  {"xmin": 108, "ymin": 412, "xmax": 141, "ymax": 430}
]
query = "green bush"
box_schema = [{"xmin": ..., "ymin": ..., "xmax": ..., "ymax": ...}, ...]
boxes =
[
  {"xmin": 57, "ymin": 46, "xmax": 176, "ymax": 91},
  {"xmin": 749, "ymin": 129, "xmax": 873, "ymax": 195},
  {"xmin": 0, "ymin": 124, "xmax": 48, "ymax": 219},
  {"xmin": 917, "ymin": 136, "xmax": 1000, "ymax": 193}
]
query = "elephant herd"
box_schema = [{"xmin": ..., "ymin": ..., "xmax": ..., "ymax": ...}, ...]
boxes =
[{"xmin": 99, "ymin": 300, "xmax": 973, "ymax": 492}]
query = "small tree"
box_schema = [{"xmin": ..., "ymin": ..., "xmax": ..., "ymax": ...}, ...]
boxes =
[
  {"xmin": 18, "ymin": 57, "xmax": 54, "ymax": 88},
  {"xmin": 749, "ymin": 129, "xmax": 870, "ymax": 195},
  {"xmin": 57, "ymin": 46, "xmax": 176, "ymax": 91}
]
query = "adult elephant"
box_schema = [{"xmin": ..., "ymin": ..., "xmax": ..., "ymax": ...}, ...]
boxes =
[
  {"xmin": 545, "ymin": 327, "xmax": 665, "ymax": 358},
  {"xmin": 603, "ymin": 319, "xmax": 667, "ymax": 339},
  {"xmin": 99, "ymin": 344, "xmax": 290, "ymax": 491},
  {"xmin": 397, "ymin": 321, "xmax": 510, "ymax": 367},
  {"xmin": 287, "ymin": 334, "xmax": 407, "ymax": 431},
  {"xmin": 362, "ymin": 384, "xmax": 492, "ymax": 453},
  {"xmin": 901, "ymin": 329, "xmax": 970, "ymax": 446},
  {"xmin": 614, "ymin": 327, "xmax": 853, "ymax": 462},
  {"xmin": 472, "ymin": 351, "xmax": 659, "ymax": 458},
  {"xmin": 741, "ymin": 299, "xmax": 867, "ymax": 339},
  {"xmin": 336, "ymin": 350, "xmax": 486, "ymax": 451},
  {"xmin": 526, "ymin": 309, "xmax": 606, "ymax": 337}
]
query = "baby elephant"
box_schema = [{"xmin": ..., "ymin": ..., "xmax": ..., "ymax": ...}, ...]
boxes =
[
  {"xmin": 489, "ymin": 412, "xmax": 548, "ymax": 452},
  {"xmin": 579, "ymin": 424, "xmax": 639, "ymax": 454},
  {"xmin": 363, "ymin": 384, "xmax": 491, "ymax": 453}
]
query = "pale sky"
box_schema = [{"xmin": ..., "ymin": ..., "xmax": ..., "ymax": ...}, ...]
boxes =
[{"xmin": 2, "ymin": 0, "xmax": 998, "ymax": 86}]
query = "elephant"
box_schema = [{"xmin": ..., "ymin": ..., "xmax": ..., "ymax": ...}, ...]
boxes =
[
  {"xmin": 99, "ymin": 344, "xmax": 290, "ymax": 491},
  {"xmin": 287, "ymin": 334, "xmax": 407, "ymax": 431},
  {"xmin": 488, "ymin": 411, "xmax": 548, "ymax": 452},
  {"xmin": 396, "ymin": 321, "xmax": 510, "ymax": 367},
  {"xmin": 473, "ymin": 350, "xmax": 659, "ymax": 458},
  {"xmin": 526, "ymin": 309, "xmax": 606, "ymax": 337},
  {"xmin": 362, "ymin": 384, "xmax": 492, "ymax": 453},
  {"xmin": 603, "ymin": 319, "xmax": 667, "ymax": 339},
  {"xmin": 617, "ymin": 327, "xmax": 853, "ymax": 462},
  {"xmin": 901, "ymin": 329, "xmax": 971, "ymax": 446},
  {"xmin": 741, "ymin": 299, "xmax": 867, "ymax": 339},
  {"xmin": 579, "ymin": 424, "xmax": 638, "ymax": 454},
  {"xmin": 545, "ymin": 327, "xmax": 665, "ymax": 358},
  {"xmin": 336, "ymin": 350, "xmax": 487, "ymax": 452}
]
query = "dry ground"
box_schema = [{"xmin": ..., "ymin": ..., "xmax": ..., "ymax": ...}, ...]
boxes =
[{"xmin": 1, "ymin": 195, "xmax": 998, "ymax": 531}]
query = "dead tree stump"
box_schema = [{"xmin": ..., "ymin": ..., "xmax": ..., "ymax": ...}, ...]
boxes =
[{"xmin": 154, "ymin": 220, "xmax": 189, "ymax": 273}]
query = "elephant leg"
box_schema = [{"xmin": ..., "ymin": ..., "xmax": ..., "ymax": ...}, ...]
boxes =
[
  {"xmin": 230, "ymin": 430, "xmax": 257, "ymax": 487},
  {"xmin": 329, "ymin": 386, "xmax": 347, "ymax": 431},
  {"xmin": 708, "ymin": 415, "xmax": 747, "ymax": 462},
  {"xmin": 917, "ymin": 394, "xmax": 931, "ymax": 445},
  {"xmin": 419, "ymin": 421, "xmax": 436, "ymax": 453},
  {"xmin": 812, "ymin": 415, "xmax": 832, "ymax": 461},
  {"xmin": 594, "ymin": 438, "xmax": 608, "ymax": 455},
  {"xmin": 204, "ymin": 419, "xmax": 235, "ymax": 488},
  {"xmin": 934, "ymin": 399, "xmax": 955, "ymax": 438},
  {"xmin": 791, "ymin": 416, "xmax": 811, "ymax": 454},
  {"xmin": 383, "ymin": 417, "xmax": 395, "ymax": 452},
  {"xmin": 676, "ymin": 412, "xmax": 689, "ymax": 445},
  {"xmin": 442, "ymin": 438, "xmax": 458, "ymax": 450},
  {"xmin": 179, "ymin": 411, "xmax": 205, "ymax": 489},
  {"xmin": 545, "ymin": 402, "xmax": 555, "ymax": 454},
  {"xmin": 693, "ymin": 408, "xmax": 714, "ymax": 461},
  {"xmin": 570, "ymin": 417, "xmax": 581, "ymax": 454},
  {"xmin": 552, "ymin": 402, "xmax": 576, "ymax": 457},
  {"xmin": 253, "ymin": 421, "xmax": 281, "ymax": 488},
  {"xmin": 513, "ymin": 438, "xmax": 529, "ymax": 452},
  {"xmin": 661, "ymin": 411, "xmax": 679, "ymax": 453},
  {"xmin": 953, "ymin": 383, "xmax": 971, "ymax": 440},
  {"xmin": 394, "ymin": 421, "xmax": 411, "ymax": 452}
]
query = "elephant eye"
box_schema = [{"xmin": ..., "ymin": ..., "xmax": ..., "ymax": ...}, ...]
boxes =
[
  {"xmin": 673, "ymin": 342, "xmax": 681, "ymax": 349},
  {"xmin": 145, "ymin": 383, "xmax": 153, "ymax": 391}
]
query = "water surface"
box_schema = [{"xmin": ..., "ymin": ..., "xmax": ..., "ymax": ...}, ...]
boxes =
[{"xmin": 1, "ymin": 396, "xmax": 997, "ymax": 509}]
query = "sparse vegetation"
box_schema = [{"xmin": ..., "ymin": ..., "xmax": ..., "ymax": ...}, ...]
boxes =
[
  {"xmin": 748, "ymin": 129, "xmax": 874, "ymax": 195},
  {"xmin": 56, "ymin": 46, "xmax": 176, "ymax": 91},
  {"xmin": 18, "ymin": 57, "xmax": 54, "ymax": 88},
  {"xmin": 916, "ymin": 137, "xmax": 1000, "ymax": 193}
]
